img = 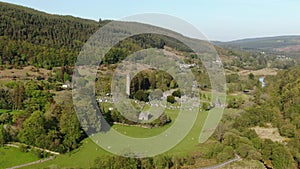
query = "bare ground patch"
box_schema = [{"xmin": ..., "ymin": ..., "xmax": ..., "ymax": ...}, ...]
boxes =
[
  {"xmin": 238, "ymin": 68, "xmax": 278, "ymax": 76},
  {"xmin": 251, "ymin": 125, "xmax": 286, "ymax": 143},
  {"xmin": 0, "ymin": 66, "xmax": 53, "ymax": 81}
]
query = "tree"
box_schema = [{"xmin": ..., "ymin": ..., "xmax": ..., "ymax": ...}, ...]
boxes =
[
  {"xmin": 154, "ymin": 156, "xmax": 173, "ymax": 169},
  {"xmin": 223, "ymin": 132, "xmax": 239, "ymax": 148},
  {"xmin": 167, "ymin": 95, "xmax": 176, "ymax": 104},
  {"xmin": 0, "ymin": 88, "xmax": 13, "ymax": 109},
  {"xmin": 18, "ymin": 111, "xmax": 47, "ymax": 147},
  {"xmin": 140, "ymin": 158, "xmax": 154, "ymax": 169},
  {"xmin": 248, "ymin": 73, "xmax": 255, "ymax": 80},
  {"xmin": 227, "ymin": 97, "xmax": 244, "ymax": 109},
  {"xmin": 279, "ymin": 123, "xmax": 295, "ymax": 138},
  {"xmin": 271, "ymin": 145, "xmax": 294, "ymax": 169},
  {"xmin": 63, "ymin": 72, "xmax": 71, "ymax": 82},
  {"xmin": 201, "ymin": 102, "xmax": 211, "ymax": 111},
  {"xmin": 0, "ymin": 124, "xmax": 5, "ymax": 146},
  {"xmin": 169, "ymin": 80, "xmax": 178, "ymax": 89},
  {"xmin": 214, "ymin": 122, "xmax": 228, "ymax": 142},
  {"xmin": 226, "ymin": 73, "xmax": 239, "ymax": 83},
  {"xmin": 172, "ymin": 89, "xmax": 181, "ymax": 98},
  {"xmin": 0, "ymin": 113, "xmax": 11, "ymax": 124},
  {"xmin": 149, "ymin": 73, "xmax": 156, "ymax": 89},
  {"xmin": 216, "ymin": 146, "xmax": 234, "ymax": 162},
  {"xmin": 133, "ymin": 90, "xmax": 149, "ymax": 102},
  {"xmin": 46, "ymin": 130, "xmax": 63, "ymax": 152},
  {"xmin": 10, "ymin": 82, "xmax": 25, "ymax": 110},
  {"xmin": 140, "ymin": 77, "xmax": 150, "ymax": 90},
  {"xmin": 59, "ymin": 104, "xmax": 82, "ymax": 152},
  {"xmin": 237, "ymin": 143, "xmax": 256, "ymax": 159}
]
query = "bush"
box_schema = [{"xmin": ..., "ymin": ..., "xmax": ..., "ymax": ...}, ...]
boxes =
[
  {"xmin": 184, "ymin": 155, "xmax": 195, "ymax": 165},
  {"xmin": 167, "ymin": 95, "xmax": 176, "ymax": 104},
  {"xmin": 247, "ymin": 150, "xmax": 262, "ymax": 160},
  {"xmin": 172, "ymin": 89, "xmax": 181, "ymax": 98},
  {"xmin": 201, "ymin": 102, "xmax": 211, "ymax": 111},
  {"xmin": 36, "ymin": 75, "xmax": 44, "ymax": 80},
  {"xmin": 248, "ymin": 73, "xmax": 255, "ymax": 80},
  {"xmin": 33, "ymin": 149, "xmax": 44, "ymax": 158},
  {"xmin": 19, "ymin": 145, "xmax": 30, "ymax": 152},
  {"xmin": 227, "ymin": 97, "xmax": 244, "ymax": 109},
  {"xmin": 226, "ymin": 73, "xmax": 239, "ymax": 83},
  {"xmin": 216, "ymin": 146, "xmax": 234, "ymax": 162},
  {"xmin": 237, "ymin": 143, "xmax": 255, "ymax": 158},
  {"xmin": 223, "ymin": 132, "xmax": 240, "ymax": 148},
  {"xmin": 153, "ymin": 156, "xmax": 173, "ymax": 169},
  {"xmin": 279, "ymin": 123, "xmax": 295, "ymax": 138},
  {"xmin": 150, "ymin": 113, "xmax": 171, "ymax": 127},
  {"xmin": 133, "ymin": 90, "xmax": 149, "ymax": 102}
]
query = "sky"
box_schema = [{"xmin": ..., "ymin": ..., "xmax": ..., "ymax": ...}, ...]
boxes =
[{"xmin": 2, "ymin": 0, "xmax": 300, "ymax": 41}]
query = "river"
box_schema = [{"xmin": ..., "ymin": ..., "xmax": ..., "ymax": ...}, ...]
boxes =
[{"xmin": 259, "ymin": 77, "xmax": 266, "ymax": 88}]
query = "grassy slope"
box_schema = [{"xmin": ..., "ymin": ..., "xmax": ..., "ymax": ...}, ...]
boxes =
[
  {"xmin": 22, "ymin": 109, "xmax": 209, "ymax": 168},
  {"xmin": 0, "ymin": 146, "xmax": 39, "ymax": 169}
]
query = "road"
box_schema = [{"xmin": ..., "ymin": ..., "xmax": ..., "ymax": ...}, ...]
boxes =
[{"xmin": 199, "ymin": 154, "xmax": 242, "ymax": 169}]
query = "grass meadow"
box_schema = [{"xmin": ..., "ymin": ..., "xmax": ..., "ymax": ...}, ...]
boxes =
[
  {"xmin": 0, "ymin": 146, "xmax": 39, "ymax": 169},
  {"xmin": 21, "ymin": 109, "xmax": 211, "ymax": 168}
]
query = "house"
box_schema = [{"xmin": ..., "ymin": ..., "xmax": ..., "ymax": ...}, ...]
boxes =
[{"xmin": 139, "ymin": 112, "xmax": 150, "ymax": 121}]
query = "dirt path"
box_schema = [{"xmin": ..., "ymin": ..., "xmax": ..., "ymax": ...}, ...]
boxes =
[
  {"xmin": 6, "ymin": 156, "xmax": 54, "ymax": 169},
  {"xmin": 5, "ymin": 142, "xmax": 60, "ymax": 155},
  {"xmin": 199, "ymin": 154, "xmax": 242, "ymax": 169}
]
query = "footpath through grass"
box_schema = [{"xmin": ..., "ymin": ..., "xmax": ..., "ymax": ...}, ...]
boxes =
[
  {"xmin": 21, "ymin": 138, "xmax": 108, "ymax": 169},
  {"xmin": 0, "ymin": 146, "xmax": 39, "ymax": 169}
]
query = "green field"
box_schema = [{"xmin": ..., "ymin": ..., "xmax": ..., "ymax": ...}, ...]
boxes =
[
  {"xmin": 0, "ymin": 146, "xmax": 39, "ymax": 169},
  {"xmin": 21, "ymin": 109, "xmax": 213, "ymax": 169}
]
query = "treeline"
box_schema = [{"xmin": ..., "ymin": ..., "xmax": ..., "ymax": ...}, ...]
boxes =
[
  {"xmin": 91, "ymin": 155, "xmax": 195, "ymax": 169},
  {"xmin": 129, "ymin": 69, "xmax": 178, "ymax": 101},
  {"xmin": 0, "ymin": 80, "xmax": 82, "ymax": 153}
]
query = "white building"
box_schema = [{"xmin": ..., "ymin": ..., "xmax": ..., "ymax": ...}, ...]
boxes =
[{"xmin": 139, "ymin": 112, "xmax": 150, "ymax": 121}]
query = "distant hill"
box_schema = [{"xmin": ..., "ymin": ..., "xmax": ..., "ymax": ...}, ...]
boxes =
[{"xmin": 216, "ymin": 36, "xmax": 300, "ymax": 58}]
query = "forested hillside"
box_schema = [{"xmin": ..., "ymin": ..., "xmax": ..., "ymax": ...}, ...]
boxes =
[
  {"xmin": 0, "ymin": 2, "xmax": 104, "ymax": 68},
  {"xmin": 0, "ymin": 2, "xmax": 195, "ymax": 68}
]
